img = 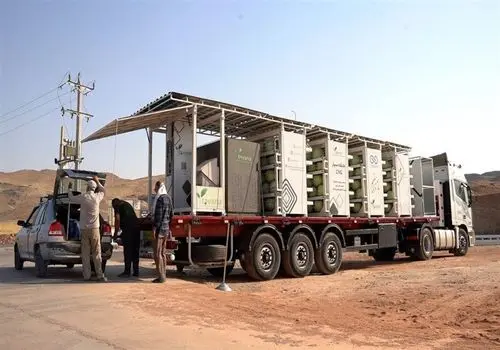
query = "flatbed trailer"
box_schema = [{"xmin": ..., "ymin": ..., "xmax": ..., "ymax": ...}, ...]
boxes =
[{"xmin": 85, "ymin": 91, "xmax": 475, "ymax": 281}]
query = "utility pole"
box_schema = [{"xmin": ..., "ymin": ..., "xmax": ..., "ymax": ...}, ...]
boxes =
[{"xmin": 60, "ymin": 73, "xmax": 95, "ymax": 170}]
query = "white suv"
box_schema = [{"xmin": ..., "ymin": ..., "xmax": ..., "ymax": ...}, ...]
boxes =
[{"xmin": 14, "ymin": 169, "xmax": 114, "ymax": 277}]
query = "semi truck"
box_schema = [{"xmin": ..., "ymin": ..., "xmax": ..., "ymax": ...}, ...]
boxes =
[{"xmin": 83, "ymin": 92, "xmax": 475, "ymax": 281}]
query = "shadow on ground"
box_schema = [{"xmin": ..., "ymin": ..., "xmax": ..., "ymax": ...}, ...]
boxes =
[
  {"xmin": 0, "ymin": 246, "xmax": 454, "ymax": 287},
  {"xmin": 165, "ymin": 254, "xmax": 454, "ymax": 287},
  {"xmin": 0, "ymin": 260, "xmax": 162, "ymax": 285}
]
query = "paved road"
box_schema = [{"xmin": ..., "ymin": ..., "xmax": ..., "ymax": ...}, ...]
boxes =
[{"xmin": 0, "ymin": 246, "xmax": 298, "ymax": 350}]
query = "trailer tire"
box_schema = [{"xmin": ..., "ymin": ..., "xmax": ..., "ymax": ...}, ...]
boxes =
[
  {"xmin": 314, "ymin": 232, "xmax": 343, "ymax": 275},
  {"xmin": 191, "ymin": 245, "xmax": 227, "ymax": 263},
  {"xmin": 453, "ymin": 228, "xmax": 469, "ymax": 257},
  {"xmin": 372, "ymin": 247, "xmax": 397, "ymax": 262},
  {"xmin": 415, "ymin": 227, "xmax": 434, "ymax": 261},
  {"xmin": 245, "ymin": 233, "xmax": 281, "ymax": 281},
  {"xmin": 282, "ymin": 233, "xmax": 314, "ymax": 278},
  {"xmin": 207, "ymin": 265, "xmax": 234, "ymax": 278}
]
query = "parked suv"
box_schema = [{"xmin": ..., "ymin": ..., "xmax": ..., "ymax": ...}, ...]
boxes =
[{"xmin": 14, "ymin": 169, "xmax": 114, "ymax": 277}]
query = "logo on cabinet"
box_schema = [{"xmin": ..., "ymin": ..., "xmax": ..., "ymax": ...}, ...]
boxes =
[{"xmin": 281, "ymin": 179, "xmax": 298, "ymax": 213}]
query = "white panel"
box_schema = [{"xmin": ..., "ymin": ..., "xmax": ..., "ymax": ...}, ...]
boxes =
[
  {"xmin": 365, "ymin": 147, "xmax": 384, "ymax": 216},
  {"xmin": 328, "ymin": 140, "xmax": 350, "ymax": 216},
  {"xmin": 170, "ymin": 120, "xmax": 193, "ymax": 211},
  {"xmin": 281, "ymin": 131, "xmax": 307, "ymax": 215},
  {"xmin": 394, "ymin": 153, "xmax": 412, "ymax": 216}
]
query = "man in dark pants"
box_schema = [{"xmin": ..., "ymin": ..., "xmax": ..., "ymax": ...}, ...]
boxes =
[
  {"xmin": 112, "ymin": 198, "xmax": 140, "ymax": 277},
  {"xmin": 151, "ymin": 181, "xmax": 173, "ymax": 283}
]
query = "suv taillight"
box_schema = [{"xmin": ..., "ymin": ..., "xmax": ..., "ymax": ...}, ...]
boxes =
[
  {"xmin": 48, "ymin": 221, "xmax": 64, "ymax": 236},
  {"xmin": 102, "ymin": 223, "xmax": 112, "ymax": 236}
]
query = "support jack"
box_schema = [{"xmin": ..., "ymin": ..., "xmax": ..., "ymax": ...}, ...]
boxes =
[{"xmin": 215, "ymin": 222, "xmax": 233, "ymax": 292}]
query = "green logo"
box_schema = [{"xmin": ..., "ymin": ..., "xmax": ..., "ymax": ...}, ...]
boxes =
[
  {"xmin": 196, "ymin": 187, "xmax": 208, "ymax": 198},
  {"xmin": 234, "ymin": 147, "xmax": 252, "ymax": 163}
]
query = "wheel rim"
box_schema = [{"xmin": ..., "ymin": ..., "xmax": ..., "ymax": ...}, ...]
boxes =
[
  {"xmin": 459, "ymin": 233, "xmax": 467, "ymax": 249},
  {"xmin": 259, "ymin": 244, "xmax": 274, "ymax": 271},
  {"xmin": 295, "ymin": 243, "xmax": 308, "ymax": 267},
  {"xmin": 423, "ymin": 234, "xmax": 432, "ymax": 254},
  {"xmin": 326, "ymin": 242, "xmax": 338, "ymax": 265}
]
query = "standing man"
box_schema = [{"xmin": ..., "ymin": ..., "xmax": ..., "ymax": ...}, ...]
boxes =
[
  {"xmin": 151, "ymin": 181, "xmax": 173, "ymax": 283},
  {"xmin": 111, "ymin": 198, "xmax": 140, "ymax": 278},
  {"xmin": 68, "ymin": 176, "xmax": 107, "ymax": 282}
]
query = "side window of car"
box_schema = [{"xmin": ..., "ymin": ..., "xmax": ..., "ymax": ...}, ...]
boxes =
[
  {"xmin": 34, "ymin": 203, "xmax": 47, "ymax": 226},
  {"xmin": 26, "ymin": 206, "xmax": 41, "ymax": 226},
  {"xmin": 453, "ymin": 180, "xmax": 467, "ymax": 203}
]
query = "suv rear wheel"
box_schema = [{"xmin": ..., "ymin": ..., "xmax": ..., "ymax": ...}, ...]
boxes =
[
  {"xmin": 14, "ymin": 245, "xmax": 24, "ymax": 270},
  {"xmin": 35, "ymin": 247, "xmax": 48, "ymax": 278}
]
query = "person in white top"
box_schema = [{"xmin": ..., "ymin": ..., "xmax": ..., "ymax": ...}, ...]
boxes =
[{"xmin": 68, "ymin": 176, "xmax": 107, "ymax": 282}]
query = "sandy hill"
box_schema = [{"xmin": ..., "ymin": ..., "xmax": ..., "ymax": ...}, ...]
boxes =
[
  {"xmin": 0, "ymin": 169, "xmax": 499, "ymax": 234},
  {"xmin": 0, "ymin": 169, "xmax": 163, "ymax": 225}
]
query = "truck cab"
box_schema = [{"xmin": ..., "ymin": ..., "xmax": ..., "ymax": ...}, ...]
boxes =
[{"xmin": 431, "ymin": 153, "xmax": 475, "ymax": 246}]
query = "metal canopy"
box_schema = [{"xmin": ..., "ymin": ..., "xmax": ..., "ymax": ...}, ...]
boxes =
[
  {"xmin": 82, "ymin": 91, "xmax": 411, "ymax": 151},
  {"xmin": 82, "ymin": 105, "xmax": 192, "ymax": 142}
]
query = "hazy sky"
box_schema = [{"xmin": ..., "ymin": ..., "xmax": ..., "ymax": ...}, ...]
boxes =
[{"xmin": 1, "ymin": 1, "xmax": 499, "ymax": 179}]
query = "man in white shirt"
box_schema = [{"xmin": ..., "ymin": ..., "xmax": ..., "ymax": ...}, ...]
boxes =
[{"xmin": 68, "ymin": 176, "xmax": 107, "ymax": 282}]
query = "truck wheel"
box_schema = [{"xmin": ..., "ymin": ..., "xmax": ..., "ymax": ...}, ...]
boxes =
[
  {"xmin": 35, "ymin": 247, "xmax": 48, "ymax": 278},
  {"xmin": 245, "ymin": 233, "xmax": 281, "ymax": 281},
  {"xmin": 415, "ymin": 227, "xmax": 434, "ymax": 261},
  {"xmin": 372, "ymin": 247, "xmax": 397, "ymax": 262},
  {"xmin": 207, "ymin": 265, "xmax": 234, "ymax": 278},
  {"xmin": 453, "ymin": 228, "xmax": 469, "ymax": 256},
  {"xmin": 314, "ymin": 232, "xmax": 343, "ymax": 275},
  {"xmin": 282, "ymin": 233, "xmax": 314, "ymax": 278},
  {"xmin": 14, "ymin": 245, "xmax": 24, "ymax": 270}
]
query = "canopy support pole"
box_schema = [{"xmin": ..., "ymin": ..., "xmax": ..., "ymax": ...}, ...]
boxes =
[{"xmin": 148, "ymin": 127, "xmax": 153, "ymax": 210}]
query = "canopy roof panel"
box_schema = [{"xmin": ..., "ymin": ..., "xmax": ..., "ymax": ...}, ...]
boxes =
[{"xmin": 83, "ymin": 91, "xmax": 411, "ymax": 151}]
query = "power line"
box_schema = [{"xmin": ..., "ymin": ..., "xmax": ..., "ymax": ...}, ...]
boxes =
[
  {"xmin": 0, "ymin": 106, "xmax": 62, "ymax": 137},
  {"xmin": 0, "ymin": 86, "xmax": 62, "ymax": 119},
  {"xmin": 0, "ymin": 90, "xmax": 71, "ymax": 124}
]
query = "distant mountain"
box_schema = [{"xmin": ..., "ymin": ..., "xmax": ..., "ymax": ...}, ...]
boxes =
[
  {"xmin": 0, "ymin": 169, "xmax": 163, "ymax": 222},
  {"xmin": 0, "ymin": 169, "xmax": 499, "ymax": 234}
]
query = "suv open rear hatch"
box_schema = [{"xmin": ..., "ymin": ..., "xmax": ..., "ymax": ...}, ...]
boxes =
[{"xmin": 54, "ymin": 169, "xmax": 107, "ymax": 202}]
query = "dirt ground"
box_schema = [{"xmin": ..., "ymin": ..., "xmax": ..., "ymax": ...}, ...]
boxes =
[
  {"xmin": 114, "ymin": 246, "xmax": 500, "ymax": 350},
  {"xmin": 1, "ymin": 236, "xmax": 499, "ymax": 349}
]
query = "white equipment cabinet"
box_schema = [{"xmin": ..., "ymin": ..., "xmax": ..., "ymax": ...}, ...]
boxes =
[
  {"xmin": 348, "ymin": 145, "xmax": 385, "ymax": 217},
  {"xmin": 258, "ymin": 128, "xmax": 309, "ymax": 216},
  {"xmin": 382, "ymin": 149, "xmax": 412, "ymax": 217},
  {"xmin": 306, "ymin": 137, "xmax": 351, "ymax": 216}
]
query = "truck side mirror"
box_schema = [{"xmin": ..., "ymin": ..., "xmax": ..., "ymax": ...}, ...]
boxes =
[
  {"xmin": 17, "ymin": 220, "xmax": 25, "ymax": 227},
  {"xmin": 465, "ymin": 185, "xmax": 473, "ymax": 207}
]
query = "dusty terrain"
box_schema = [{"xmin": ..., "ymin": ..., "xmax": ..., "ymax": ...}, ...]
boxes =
[
  {"xmin": 2, "ymin": 169, "xmax": 500, "ymax": 234},
  {"xmin": 1, "ymin": 245, "xmax": 498, "ymax": 349}
]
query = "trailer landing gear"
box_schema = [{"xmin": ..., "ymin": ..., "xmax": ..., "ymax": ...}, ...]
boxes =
[{"xmin": 371, "ymin": 247, "xmax": 397, "ymax": 262}]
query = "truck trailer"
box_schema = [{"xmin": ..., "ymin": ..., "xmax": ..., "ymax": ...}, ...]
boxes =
[{"xmin": 83, "ymin": 92, "xmax": 475, "ymax": 281}]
